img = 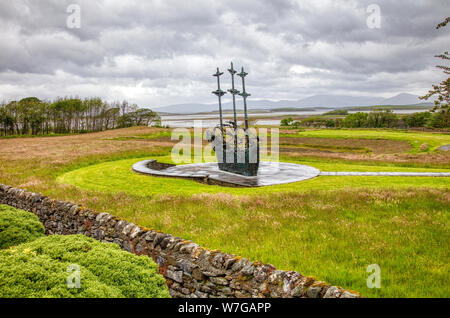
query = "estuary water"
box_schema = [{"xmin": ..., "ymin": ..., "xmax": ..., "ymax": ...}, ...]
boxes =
[{"xmin": 160, "ymin": 108, "xmax": 426, "ymax": 128}]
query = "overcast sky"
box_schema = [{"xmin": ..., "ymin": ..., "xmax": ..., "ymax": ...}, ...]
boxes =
[{"xmin": 0, "ymin": 0, "xmax": 449, "ymax": 108}]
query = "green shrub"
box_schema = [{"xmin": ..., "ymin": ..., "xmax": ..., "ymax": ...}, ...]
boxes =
[
  {"xmin": 342, "ymin": 112, "xmax": 368, "ymax": 128},
  {"xmin": 0, "ymin": 205, "xmax": 45, "ymax": 249},
  {"xmin": 280, "ymin": 117, "xmax": 294, "ymax": 126},
  {"xmin": 403, "ymin": 111, "xmax": 432, "ymax": 128},
  {"xmin": 0, "ymin": 234, "xmax": 170, "ymax": 298},
  {"xmin": 300, "ymin": 116, "xmax": 331, "ymax": 127},
  {"xmin": 366, "ymin": 109, "xmax": 398, "ymax": 128},
  {"xmin": 323, "ymin": 109, "xmax": 348, "ymax": 115},
  {"xmin": 426, "ymin": 110, "xmax": 450, "ymax": 128}
]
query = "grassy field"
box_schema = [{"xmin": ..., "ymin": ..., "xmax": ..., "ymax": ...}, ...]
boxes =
[
  {"xmin": 58, "ymin": 156, "xmax": 450, "ymax": 196},
  {"xmin": 292, "ymin": 129, "xmax": 450, "ymax": 153},
  {"xmin": 0, "ymin": 126, "xmax": 449, "ymax": 297}
]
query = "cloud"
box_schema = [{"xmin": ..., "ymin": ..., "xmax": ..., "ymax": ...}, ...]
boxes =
[{"xmin": 0, "ymin": 0, "xmax": 448, "ymax": 107}]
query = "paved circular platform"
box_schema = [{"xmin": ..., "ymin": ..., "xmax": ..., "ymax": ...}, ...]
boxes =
[{"xmin": 132, "ymin": 160, "xmax": 320, "ymax": 187}]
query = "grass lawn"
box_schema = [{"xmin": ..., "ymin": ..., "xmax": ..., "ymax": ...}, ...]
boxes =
[
  {"xmin": 1, "ymin": 127, "xmax": 449, "ymax": 298},
  {"xmin": 57, "ymin": 156, "xmax": 450, "ymax": 196}
]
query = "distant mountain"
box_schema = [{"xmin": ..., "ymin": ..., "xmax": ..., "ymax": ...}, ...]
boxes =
[
  {"xmin": 290, "ymin": 94, "xmax": 384, "ymax": 108},
  {"xmin": 380, "ymin": 93, "xmax": 422, "ymax": 105},
  {"xmin": 152, "ymin": 103, "xmax": 216, "ymax": 114},
  {"xmin": 153, "ymin": 93, "xmax": 430, "ymax": 114}
]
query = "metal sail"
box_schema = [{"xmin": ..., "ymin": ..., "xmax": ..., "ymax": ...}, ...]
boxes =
[
  {"xmin": 237, "ymin": 67, "xmax": 250, "ymax": 131},
  {"xmin": 227, "ymin": 62, "xmax": 240, "ymax": 127},
  {"xmin": 208, "ymin": 63, "xmax": 259, "ymax": 176},
  {"xmin": 237, "ymin": 67, "xmax": 251, "ymax": 152},
  {"xmin": 228, "ymin": 62, "xmax": 240, "ymax": 161},
  {"xmin": 212, "ymin": 67, "xmax": 226, "ymax": 134}
]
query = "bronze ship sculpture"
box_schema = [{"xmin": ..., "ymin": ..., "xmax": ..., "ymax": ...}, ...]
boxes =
[{"xmin": 207, "ymin": 62, "xmax": 260, "ymax": 176}]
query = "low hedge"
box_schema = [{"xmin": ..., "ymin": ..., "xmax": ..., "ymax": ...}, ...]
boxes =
[
  {"xmin": 0, "ymin": 234, "xmax": 170, "ymax": 298},
  {"xmin": 0, "ymin": 204, "xmax": 45, "ymax": 249}
]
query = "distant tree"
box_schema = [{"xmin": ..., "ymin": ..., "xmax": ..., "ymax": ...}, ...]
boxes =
[
  {"xmin": 420, "ymin": 17, "xmax": 449, "ymax": 127},
  {"xmin": 0, "ymin": 107, "xmax": 14, "ymax": 135},
  {"xmin": 323, "ymin": 109, "xmax": 348, "ymax": 116},
  {"xmin": 18, "ymin": 97, "xmax": 41, "ymax": 134},
  {"xmin": 134, "ymin": 108, "xmax": 159, "ymax": 126},
  {"xmin": 427, "ymin": 111, "xmax": 450, "ymax": 128},
  {"xmin": 4, "ymin": 101, "xmax": 20, "ymax": 133},
  {"xmin": 325, "ymin": 119, "xmax": 336, "ymax": 127},
  {"xmin": 280, "ymin": 117, "xmax": 294, "ymax": 126},
  {"xmin": 0, "ymin": 96, "xmax": 158, "ymax": 136},
  {"xmin": 366, "ymin": 109, "xmax": 398, "ymax": 128},
  {"xmin": 118, "ymin": 108, "xmax": 160, "ymax": 128},
  {"xmin": 291, "ymin": 120, "xmax": 301, "ymax": 128},
  {"xmin": 342, "ymin": 112, "xmax": 368, "ymax": 128},
  {"xmin": 120, "ymin": 100, "xmax": 129, "ymax": 116},
  {"xmin": 104, "ymin": 107, "xmax": 120, "ymax": 129},
  {"xmin": 117, "ymin": 113, "xmax": 133, "ymax": 128},
  {"xmin": 404, "ymin": 112, "xmax": 431, "ymax": 128}
]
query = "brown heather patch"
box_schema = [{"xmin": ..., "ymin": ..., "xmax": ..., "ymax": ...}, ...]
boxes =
[
  {"xmin": 367, "ymin": 190, "xmax": 402, "ymax": 204},
  {"xmin": 439, "ymin": 191, "xmax": 450, "ymax": 204},
  {"xmin": 0, "ymin": 127, "xmax": 169, "ymax": 164},
  {"xmin": 17, "ymin": 177, "xmax": 44, "ymax": 189},
  {"xmin": 1, "ymin": 127, "xmax": 448, "ymax": 174},
  {"xmin": 279, "ymin": 136, "xmax": 412, "ymax": 154},
  {"xmin": 280, "ymin": 210, "xmax": 307, "ymax": 219},
  {"xmin": 191, "ymin": 192, "xmax": 242, "ymax": 209},
  {"xmin": 310, "ymin": 201, "xmax": 337, "ymax": 211},
  {"xmin": 283, "ymin": 150, "xmax": 450, "ymax": 167},
  {"xmin": 247, "ymin": 187, "xmax": 449, "ymax": 214}
]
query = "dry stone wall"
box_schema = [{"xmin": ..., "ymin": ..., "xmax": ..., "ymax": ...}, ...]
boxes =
[{"xmin": 0, "ymin": 183, "xmax": 360, "ymax": 298}]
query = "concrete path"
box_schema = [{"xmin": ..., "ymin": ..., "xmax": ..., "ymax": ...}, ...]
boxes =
[
  {"xmin": 133, "ymin": 160, "xmax": 450, "ymax": 188},
  {"xmin": 320, "ymin": 171, "xmax": 450, "ymax": 177}
]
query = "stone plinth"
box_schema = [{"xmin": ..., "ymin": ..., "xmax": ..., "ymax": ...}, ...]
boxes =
[{"xmin": 132, "ymin": 160, "xmax": 320, "ymax": 187}]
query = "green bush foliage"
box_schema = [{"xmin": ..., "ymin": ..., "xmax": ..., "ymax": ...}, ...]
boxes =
[
  {"xmin": 285, "ymin": 109, "xmax": 449, "ymax": 128},
  {"xmin": 403, "ymin": 111, "xmax": 432, "ymax": 127},
  {"xmin": 342, "ymin": 112, "xmax": 369, "ymax": 128},
  {"xmin": 366, "ymin": 109, "xmax": 398, "ymax": 128},
  {"xmin": 427, "ymin": 110, "xmax": 450, "ymax": 128},
  {"xmin": 0, "ymin": 97, "xmax": 160, "ymax": 136},
  {"xmin": 299, "ymin": 116, "xmax": 340, "ymax": 128},
  {"xmin": 323, "ymin": 109, "xmax": 348, "ymax": 115},
  {"xmin": 0, "ymin": 234, "xmax": 170, "ymax": 298},
  {"xmin": 0, "ymin": 205, "xmax": 45, "ymax": 249},
  {"xmin": 280, "ymin": 117, "xmax": 294, "ymax": 126}
]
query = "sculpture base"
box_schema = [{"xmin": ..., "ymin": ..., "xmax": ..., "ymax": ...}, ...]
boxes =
[
  {"xmin": 215, "ymin": 143, "xmax": 260, "ymax": 176},
  {"xmin": 218, "ymin": 162, "xmax": 259, "ymax": 177},
  {"xmin": 132, "ymin": 160, "xmax": 320, "ymax": 187}
]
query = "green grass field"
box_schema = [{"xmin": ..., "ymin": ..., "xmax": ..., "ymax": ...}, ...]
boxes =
[
  {"xmin": 56, "ymin": 166, "xmax": 450, "ymax": 298},
  {"xmin": 57, "ymin": 156, "xmax": 450, "ymax": 197},
  {"xmin": 1, "ymin": 127, "xmax": 449, "ymax": 298},
  {"xmin": 291, "ymin": 129, "xmax": 450, "ymax": 153}
]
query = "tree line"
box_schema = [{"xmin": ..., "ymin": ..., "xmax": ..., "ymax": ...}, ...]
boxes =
[
  {"xmin": 0, "ymin": 97, "xmax": 161, "ymax": 136},
  {"xmin": 281, "ymin": 109, "xmax": 450, "ymax": 129}
]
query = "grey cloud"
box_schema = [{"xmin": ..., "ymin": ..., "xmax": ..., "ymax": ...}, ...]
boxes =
[{"xmin": 0, "ymin": 0, "xmax": 448, "ymax": 107}]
